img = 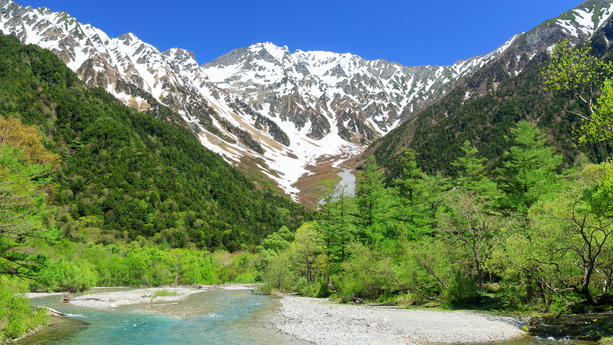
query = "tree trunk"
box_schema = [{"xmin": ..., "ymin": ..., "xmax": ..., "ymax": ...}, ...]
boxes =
[
  {"xmin": 476, "ymin": 260, "xmax": 484, "ymax": 292},
  {"xmin": 526, "ymin": 271, "xmax": 535, "ymax": 302}
]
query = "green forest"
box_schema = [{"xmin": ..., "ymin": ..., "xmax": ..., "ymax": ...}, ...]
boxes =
[
  {"xmin": 0, "ymin": 33, "xmax": 309, "ymax": 250},
  {"xmin": 259, "ymin": 130, "xmax": 613, "ymax": 345}
]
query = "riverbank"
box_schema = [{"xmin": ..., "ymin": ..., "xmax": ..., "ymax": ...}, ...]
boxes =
[
  {"xmin": 20, "ymin": 288, "xmax": 311, "ymax": 345},
  {"xmin": 69, "ymin": 287, "xmax": 206, "ymax": 308},
  {"xmin": 26, "ymin": 284, "xmax": 257, "ymax": 309},
  {"xmin": 276, "ymin": 296, "xmax": 529, "ymax": 344},
  {"xmin": 0, "ymin": 324, "xmax": 49, "ymax": 345}
]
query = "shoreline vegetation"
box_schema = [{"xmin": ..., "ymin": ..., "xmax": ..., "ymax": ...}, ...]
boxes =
[{"xmin": 0, "ymin": 281, "xmax": 48, "ymax": 345}]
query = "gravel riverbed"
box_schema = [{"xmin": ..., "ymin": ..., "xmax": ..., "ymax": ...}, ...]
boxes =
[
  {"xmin": 44, "ymin": 287, "xmax": 207, "ymax": 309},
  {"xmin": 276, "ymin": 297, "xmax": 528, "ymax": 345},
  {"xmin": 25, "ymin": 285, "xmax": 257, "ymax": 309}
]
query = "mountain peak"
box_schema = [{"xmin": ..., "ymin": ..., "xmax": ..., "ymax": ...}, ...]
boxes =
[
  {"xmin": 251, "ymin": 41, "xmax": 289, "ymax": 51},
  {"xmin": 577, "ymin": 0, "xmax": 613, "ymax": 9},
  {"xmin": 249, "ymin": 42, "xmax": 290, "ymax": 62},
  {"xmin": 162, "ymin": 48, "xmax": 198, "ymax": 67},
  {"xmin": 2, "ymin": 0, "xmax": 610, "ymax": 202},
  {"xmin": 117, "ymin": 32, "xmax": 139, "ymax": 45},
  {"xmin": 541, "ymin": 0, "xmax": 613, "ymax": 39}
]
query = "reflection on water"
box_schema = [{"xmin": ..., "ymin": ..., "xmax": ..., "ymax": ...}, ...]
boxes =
[{"xmin": 23, "ymin": 289, "xmax": 293, "ymax": 345}]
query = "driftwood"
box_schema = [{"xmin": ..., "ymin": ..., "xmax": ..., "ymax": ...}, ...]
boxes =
[{"xmin": 45, "ymin": 307, "xmax": 67, "ymax": 317}]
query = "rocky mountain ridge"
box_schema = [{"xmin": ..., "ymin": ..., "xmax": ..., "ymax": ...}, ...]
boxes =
[
  {"xmin": 1, "ymin": 0, "xmax": 612, "ymax": 200},
  {"xmin": 360, "ymin": 0, "xmax": 613, "ymax": 178}
]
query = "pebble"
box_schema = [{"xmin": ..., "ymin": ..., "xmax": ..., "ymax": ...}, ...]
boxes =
[
  {"xmin": 68, "ymin": 287, "xmax": 205, "ymax": 309},
  {"xmin": 276, "ymin": 297, "xmax": 528, "ymax": 345}
]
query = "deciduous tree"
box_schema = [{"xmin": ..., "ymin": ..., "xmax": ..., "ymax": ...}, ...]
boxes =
[{"xmin": 544, "ymin": 39, "xmax": 613, "ymax": 143}]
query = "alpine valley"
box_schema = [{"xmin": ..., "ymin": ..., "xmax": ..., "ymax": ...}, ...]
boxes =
[
  {"xmin": 1, "ymin": 0, "xmax": 613, "ymax": 203},
  {"xmin": 6, "ymin": 1, "xmax": 613, "ymax": 343}
]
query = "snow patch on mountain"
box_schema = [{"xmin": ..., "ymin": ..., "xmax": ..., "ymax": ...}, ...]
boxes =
[{"xmin": 555, "ymin": 2, "xmax": 613, "ymax": 38}]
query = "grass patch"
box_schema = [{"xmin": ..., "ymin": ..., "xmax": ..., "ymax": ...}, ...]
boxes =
[{"xmin": 152, "ymin": 289, "xmax": 178, "ymax": 298}]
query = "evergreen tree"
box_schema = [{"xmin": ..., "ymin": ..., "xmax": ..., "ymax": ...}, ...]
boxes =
[
  {"xmin": 354, "ymin": 155, "xmax": 392, "ymax": 244},
  {"xmin": 316, "ymin": 185, "xmax": 354, "ymax": 263},
  {"xmin": 452, "ymin": 141, "xmax": 498, "ymax": 203},
  {"xmin": 495, "ymin": 121, "xmax": 563, "ymax": 216},
  {"xmin": 394, "ymin": 149, "xmax": 450, "ymax": 239}
]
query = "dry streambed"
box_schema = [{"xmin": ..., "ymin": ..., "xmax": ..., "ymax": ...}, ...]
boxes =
[{"xmin": 276, "ymin": 297, "xmax": 528, "ymax": 345}]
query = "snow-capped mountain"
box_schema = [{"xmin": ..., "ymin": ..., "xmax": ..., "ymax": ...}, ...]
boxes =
[
  {"xmin": 199, "ymin": 38, "xmax": 521, "ymax": 142},
  {"xmin": 1, "ymin": 0, "xmax": 612, "ymax": 201},
  {"xmin": 448, "ymin": 0, "xmax": 613, "ymax": 105}
]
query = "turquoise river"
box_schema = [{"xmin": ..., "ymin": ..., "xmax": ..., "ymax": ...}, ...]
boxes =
[{"xmin": 23, "ymin": 289, "xmax": 297, "ymax": 345}]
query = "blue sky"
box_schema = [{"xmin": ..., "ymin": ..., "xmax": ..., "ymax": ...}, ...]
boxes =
[{"xmin": 21, "ymin": 0, "xmax": 583, "ymax": 66}]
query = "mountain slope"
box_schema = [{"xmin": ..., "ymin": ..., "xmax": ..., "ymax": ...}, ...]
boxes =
[
  {"xmin": 0, "ymin": 33, "xmax": 308, "ymax": 250},
  {"xmin": 361, "ymin": 0, "xmax": 613, "ymax": 178}
]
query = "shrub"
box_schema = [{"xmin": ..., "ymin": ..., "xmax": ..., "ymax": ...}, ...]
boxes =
[
  {"xmin": 257, "ymin": 283, "xmax": 274, "ymax": 295},
  {"xmin": 296, "ymin": 277, "xmax": 317, "ymax": 297},
  {"xmin": 338, "ymin": 243, "xmax": 395, "ymax": 300},
  {"xmin": 0, "ymin": 279, "xmax": 48, "ymax": 340},
  {"xmin": 296, "ymin": 277, "xmax": 308, "ymax": 295},
  {"xmin": 446, "ymin": 271, "xmax": 479, "ymax": 304},
  {"xmin": 316, "ymin": 281, "xmax": 331, "ymax": 298}
]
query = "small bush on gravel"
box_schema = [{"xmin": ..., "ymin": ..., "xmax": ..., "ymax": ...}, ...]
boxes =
[
  {"xmin": 152, "ymin": 290, "xmax": 178, "ymax": 298},
  {"xmin": 258, "ymin": 283, "xmax": 274, "ymax": 294},
  {"xmin": 316, "ymin": 281, "xmax": 331, "ymax": 298},
  {"xmin": 296, "ymin": 278, "xmax": 317, "ymax": 297},
  {"xmin": 446, "ymin": 272, "xmax": 479, "ymax": 305},
  {"xmin": 296, "ymin": 277, "xmax": 309, "ymax": 295}
]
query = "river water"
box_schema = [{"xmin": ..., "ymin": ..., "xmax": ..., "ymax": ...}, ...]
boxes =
[
  {"xmin": 319, "ymin": 168, "xmax": 356, "ymax": 205},
  {"xmin": 23, "ymin": 289, "xmax": 295, "ymax": 345},
  {"xmin": 335, "ymin": 168, "xmax": 356, "ymax": 198},
  {"xmin": 24, "ymin": 289, "xmax": 603, "ymax": 345}
]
